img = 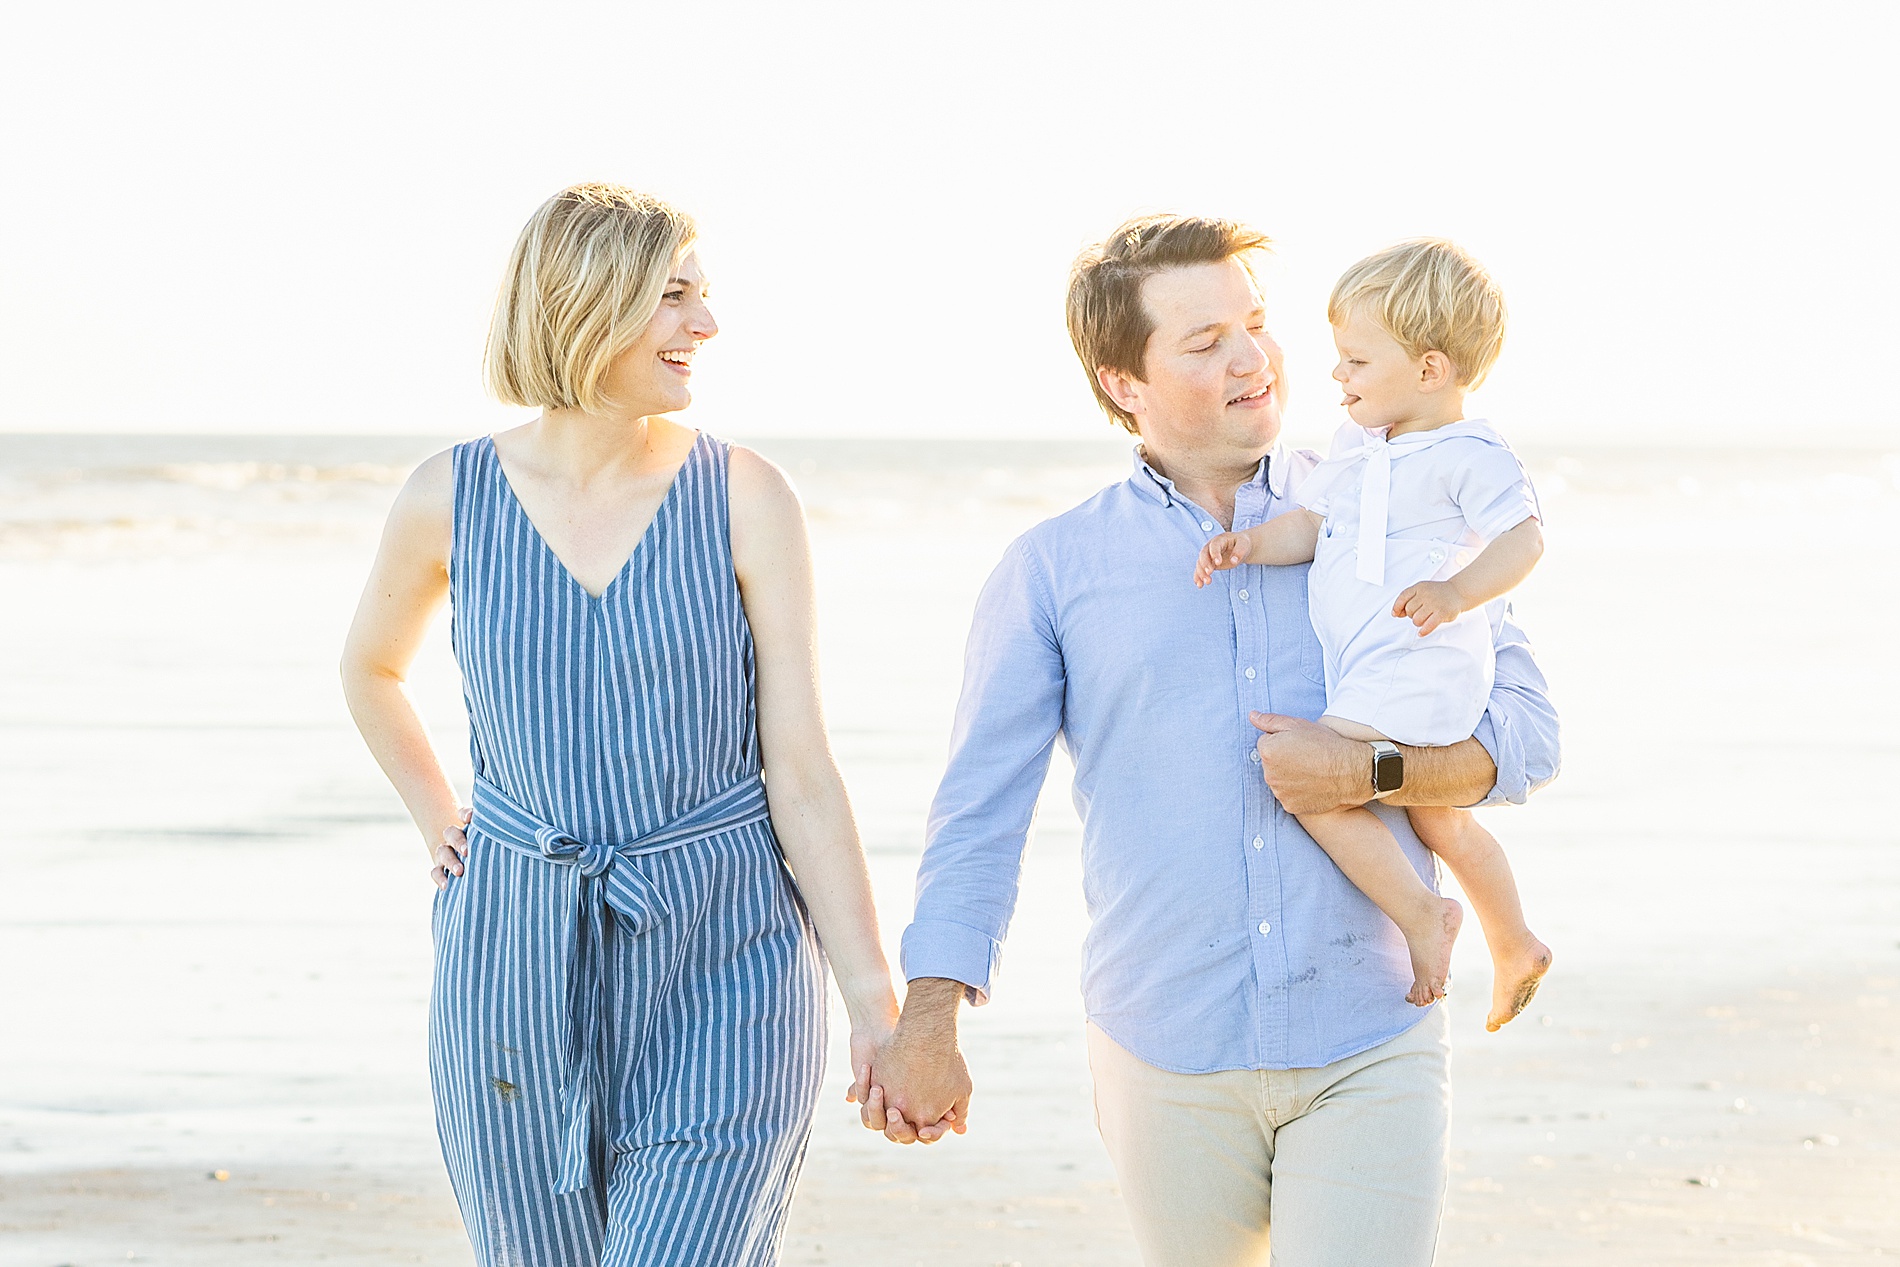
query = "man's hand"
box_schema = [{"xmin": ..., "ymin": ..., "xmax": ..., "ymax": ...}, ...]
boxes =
[
  {"xmin": 854, "ymin": 977, "xmax": 972, "ymax": 1145},
  {"xmin": 1194, "ymin": 531, "xmax": 1253, "ymax": 587},
  {"xmin": 1393, "ymin": 580, "xmax": 1466, "ymax": 636},
  {"xmin": 1251, "ymin": 712, "xmax": 1370, "ymax": 816}
]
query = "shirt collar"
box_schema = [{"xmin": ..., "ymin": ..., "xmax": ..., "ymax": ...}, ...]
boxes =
[
  {"xmin": 1357, "ymin": 418, "xmax": 1498, "ymax": 452},
  {"xmin": 1130, "ymin": 444, "xmax": 1282, "ymax": 507},
  {"xmin": 1265, "ymin": 442, "xmax": 1290, "ymax": 499}
]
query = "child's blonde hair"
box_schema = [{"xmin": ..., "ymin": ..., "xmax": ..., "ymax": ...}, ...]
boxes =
[
  {"xmin": 1328, "ymin": 238, "xmax": 1507, "ymax": 388},
  {"xmin": 484, "ymin": 184, "xmax": 697, "ymax": 413}
]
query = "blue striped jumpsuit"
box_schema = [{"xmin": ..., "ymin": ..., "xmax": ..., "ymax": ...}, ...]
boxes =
[{"xmin": 431, "ymin": 433, "xmax": 828, "ymax": 1266}]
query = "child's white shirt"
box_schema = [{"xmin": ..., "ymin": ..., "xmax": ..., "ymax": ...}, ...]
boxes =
[{"xmin": 1294, "ymin": 418, "xmax": 1541, "ymax": 747}]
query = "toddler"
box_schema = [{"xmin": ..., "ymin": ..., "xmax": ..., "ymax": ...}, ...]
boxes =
[{"xmin": 1196, "ymin": 238, "xmax": 1551, "ymax": 1031}]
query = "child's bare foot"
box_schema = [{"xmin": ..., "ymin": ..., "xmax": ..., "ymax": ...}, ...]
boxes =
[
  {"xmin": 1485, "ymin": 938, "xmax": 1552, "ymax": 1031},
  {"xmin": 1402, "ymin": 898, "xmax": 1463, "ymax": 1006}
]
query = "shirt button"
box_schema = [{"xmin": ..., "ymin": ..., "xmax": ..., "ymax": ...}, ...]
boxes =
[
  {"xmin": 1258, "ymin": 921, "xmax": 1272, "ymax": 935},
  {"xmin": 1248, "ymin": 750, "xmax": 1261, "ymax": 764},
  {"xmin": 1244, "ymin": 667, "xmax": 1256, "ymax": 680},
  {"xmin": 1200, "ymin": 520, "xmax": 1215, "ymax": 532},
  {"xmin": 1252, "ymin": 836, "xmax": 1264, "ymax": 850},
  {"xmin": 1238, "ymin": 589, "xmax": 1249, "ymax": 601}
]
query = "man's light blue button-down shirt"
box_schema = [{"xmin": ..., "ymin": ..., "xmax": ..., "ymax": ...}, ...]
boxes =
[{"xmin": 900, "ymin": 446, "xmax": 1561, "ymax": 1074}]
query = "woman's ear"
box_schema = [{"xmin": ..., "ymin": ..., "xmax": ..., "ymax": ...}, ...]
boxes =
[{"xmin": 1417, "ymin": 350, "xmax": 1456, "ymax": 393}]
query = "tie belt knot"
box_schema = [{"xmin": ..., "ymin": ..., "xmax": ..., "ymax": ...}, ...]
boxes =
[
  {"xmin": 463, "ymin": 771, "xmax": 773, "ymax": 1195},
  {"xmin": 527, "ymin": 824, "xmax": 614, "ymax": 878}
]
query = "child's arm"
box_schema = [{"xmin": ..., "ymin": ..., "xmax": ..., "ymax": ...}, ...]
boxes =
[
  {"xmin": 1194, "ymin": 509, "xmax": 1322, "ymax": 587},
  {"xmin": 1393, "ymin": 517, "xmax": 1543, "ymax": 635}
]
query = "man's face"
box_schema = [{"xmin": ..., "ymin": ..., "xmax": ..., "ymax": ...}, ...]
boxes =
[{"xmin": 1106, "ymin": 259, "xmax": 1284, "ymax": 456}]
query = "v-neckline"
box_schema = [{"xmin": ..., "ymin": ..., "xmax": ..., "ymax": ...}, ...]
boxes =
[{"xmin": 486, "ymin": 431, "xmax": 701, "ymax": 601}]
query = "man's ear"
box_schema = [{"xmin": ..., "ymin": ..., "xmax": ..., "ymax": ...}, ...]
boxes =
[
  {"xmin": 1098, "ymin": 365, "xmax": 1144, "ymax": 418},
  {"xmin": 1417, "ymin": 350, "xmax": 1456, "ymax": 393}
]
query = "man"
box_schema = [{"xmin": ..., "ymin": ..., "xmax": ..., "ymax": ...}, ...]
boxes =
[{"xmin": 862, "ymin": 215, "xmax": 1560, "ymax": 1266}]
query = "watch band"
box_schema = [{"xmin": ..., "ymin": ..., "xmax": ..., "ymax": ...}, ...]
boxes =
[{"xmin": 1368, "ymin": 740, "xmax": 1404, "ymax": 797}]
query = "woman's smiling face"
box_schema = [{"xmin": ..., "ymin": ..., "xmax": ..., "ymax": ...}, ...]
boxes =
[{"xmin": 598, "ymin": 250, "xmax": 719, "ymax": 417}]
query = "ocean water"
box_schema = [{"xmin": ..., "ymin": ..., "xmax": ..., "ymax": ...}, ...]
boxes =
[{"xmin": 1, "ymin": 433, "xmax": 1896, "ymax": 1264}]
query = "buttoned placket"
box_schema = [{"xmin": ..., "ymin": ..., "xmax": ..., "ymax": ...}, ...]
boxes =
[
  {"xmin": 1227, "ymin": 473, "xmax": 1286, "ymax": 1069},
  {"xmin": 1140, "ymin": 449, "xmax": 1292, "ymax": 1066}
]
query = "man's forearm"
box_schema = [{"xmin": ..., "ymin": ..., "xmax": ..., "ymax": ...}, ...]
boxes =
[
  {"xmin": 897, "ymin": 976, "xmax": 966, "ymax": 1039},
  {"xmin": 1383, "ymin": 735, "xmax": 1497, "ymax": 809},
  {"xmin": 1256, "ymin": 712, "xmax": 1499, "ymax": 816}
]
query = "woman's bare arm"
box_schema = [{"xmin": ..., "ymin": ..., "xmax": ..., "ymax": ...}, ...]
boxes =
[
  {"xmin": 728, "ymin": 447, "xmax": 900, "ymax": 1079},
  {"xmin": 339, "ymin": 451, "xmax": 465, "ymax": 879}
]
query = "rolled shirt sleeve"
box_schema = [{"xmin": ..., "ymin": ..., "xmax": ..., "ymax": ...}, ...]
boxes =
[
  {"xmin": 901, "ymin": 539, "xmax": 1066, "ymax": 1003},
  {"xmin": 1469, "ymin": 604, "xmax": 1561, "ymax": 807}
]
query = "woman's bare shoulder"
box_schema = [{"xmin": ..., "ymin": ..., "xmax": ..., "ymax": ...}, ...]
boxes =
[
  {"xmin": 725, "ymin": 443, "xmax": 809, "ymax": 578},
  {"xmin": 727, "ymin": 442, "xmax": 802, "ymax": 519},
  {"xmin": 381, "ymin": 446, "xmax": 458, "ymax": 554},
  {"xmin": 402, "ymin": 446, "xmax": 456, "ymax": 502}
]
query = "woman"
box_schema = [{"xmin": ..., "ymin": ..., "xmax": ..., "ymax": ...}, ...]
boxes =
[{"xmin": 340, "ymin": 184, "xmax": 897, "ymax": 1265}]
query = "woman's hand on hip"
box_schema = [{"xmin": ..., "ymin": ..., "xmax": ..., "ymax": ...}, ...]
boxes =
[{"xmin": 431, "ymin": 808, "xmax": 472, "ymax": 890}]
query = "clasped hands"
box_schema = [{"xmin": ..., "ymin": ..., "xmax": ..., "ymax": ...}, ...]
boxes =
[{"xmin": 846, "ymin": 983, "xmax": 973, "ymax": 1145}]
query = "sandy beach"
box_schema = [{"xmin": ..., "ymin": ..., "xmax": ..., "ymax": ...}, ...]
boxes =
[{"xmin": 1, "ymin": 434, "xmax": 1896, "ymax": 1265}]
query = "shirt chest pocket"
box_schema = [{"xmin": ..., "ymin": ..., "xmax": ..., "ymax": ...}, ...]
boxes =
[{"xmin": 1259, "ymin": 559, "xmax": 1327, "ymax": 687}]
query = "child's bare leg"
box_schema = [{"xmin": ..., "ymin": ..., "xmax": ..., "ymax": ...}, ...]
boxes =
[
  {"xmin": 1406, "ymin": 806, "xmax": 1552, "ymax": 1031},
  {"xmin": 1296, "ymin": 805, "xmax": 1463, "ymax": 1006}
]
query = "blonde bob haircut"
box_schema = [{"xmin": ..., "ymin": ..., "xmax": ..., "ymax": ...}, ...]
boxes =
[
  {"xmin": 1327, "ymin": 238, "xmax": 1507, "ymax": 389},
  {"xmin": 1067, "ymin": 213, "xmax": 1274, "ymax": 434},
  {"xmin": 484, "ymin": 184, "xmax": 697, "ymax": 413}
]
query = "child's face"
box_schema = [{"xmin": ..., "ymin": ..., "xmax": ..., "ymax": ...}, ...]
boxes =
[{"xmin": 1331, "ymin": 306, "xmax": 1428, "ymax": 430}]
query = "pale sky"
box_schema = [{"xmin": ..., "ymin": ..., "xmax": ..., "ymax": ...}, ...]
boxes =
[{"xmin": 3, "ymin": 1, "xmax": 1893, "ymax": 448}]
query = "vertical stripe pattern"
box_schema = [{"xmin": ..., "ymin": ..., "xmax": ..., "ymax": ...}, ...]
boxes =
[{"xmin": 431, "ymin": 433, "xmax": 827, "ymax": 1267}]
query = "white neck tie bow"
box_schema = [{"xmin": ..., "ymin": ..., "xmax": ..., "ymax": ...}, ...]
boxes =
[{"xmin": 1355, "ymin": 431, "xmax": 1391, "ymax": 585}]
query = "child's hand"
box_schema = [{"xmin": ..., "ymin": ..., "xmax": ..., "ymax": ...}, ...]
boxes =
[
  {"xmin": 1194, "ymin": 532, "xmax": 1253, "ymax": 587},
  {"xmin": 1393, "ymin": 581, "xmax": 1466, "ymax": 635}
]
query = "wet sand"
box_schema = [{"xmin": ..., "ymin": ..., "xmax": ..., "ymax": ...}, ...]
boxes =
[{"xmin": 0, "ymin": 436, "xmax": 1895, "ymax": 1264}]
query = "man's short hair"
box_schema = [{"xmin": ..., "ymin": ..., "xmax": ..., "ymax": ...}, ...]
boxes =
[
  {"xmin": 1066, "ymin": 214, "xmax": 1274, "ymax": 434},
  {"xmin": 484, "ymin": 184, "xmax": 697, "ymax": 413},
  {"xmin": 1328, "ymin": 238, "xmax": 1508, "ymax": 388}
]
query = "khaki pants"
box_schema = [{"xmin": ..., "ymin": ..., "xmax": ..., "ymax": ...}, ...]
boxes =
[{"xmin": 1086, "ymin": 1009, "xmax": 1450, "ymax": 1267}]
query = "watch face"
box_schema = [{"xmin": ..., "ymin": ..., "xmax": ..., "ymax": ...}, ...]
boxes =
[{"xmin": 1372, "ymin": 750, "xmax": 1403, "ymax": 794}]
